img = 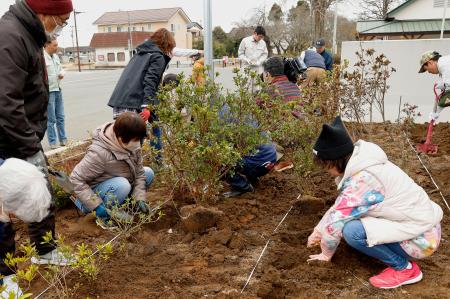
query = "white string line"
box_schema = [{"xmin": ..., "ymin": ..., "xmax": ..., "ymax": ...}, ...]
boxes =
[
  {"xmin": 403, "ymin": 132, "xmax": 450, "ymax": 212},
  {"xmin": 273, "ymin": 205, "xmax": 293, "ymax": 234},
  {"xmin": 240, "ymin": 240, "xmax": 271, "ymax": 294},
  {"xmin": 241, "ymin": 195, "xmax": 299, "ymax": 294}
]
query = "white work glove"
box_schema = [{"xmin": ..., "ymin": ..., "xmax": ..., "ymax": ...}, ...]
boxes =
[
  {"xmin": 436, "ymin": 81, "xmax": 446, "ymax": 91},
  {"xmin": 429, "ymin": 112, "xmax": 440, "ymax": 122}
]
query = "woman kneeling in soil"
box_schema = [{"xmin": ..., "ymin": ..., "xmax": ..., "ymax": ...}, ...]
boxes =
[
  {"xmin": 307, "ymin": 116, "xmax": 443, "ymax": 289},
  {"xmin": 70, "ymin": 112, "xmax": 153, "ymax": 228}
]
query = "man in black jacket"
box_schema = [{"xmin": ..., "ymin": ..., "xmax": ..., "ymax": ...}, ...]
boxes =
[{"xmin": 0, "ymin": 0, "xmax": 73, "ymax": 296}]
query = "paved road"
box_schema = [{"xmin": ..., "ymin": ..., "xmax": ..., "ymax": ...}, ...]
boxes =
[
  {"xmin": 43, "ymin": 70, "xmax": 119, "ymax": 150},
  {"xmin": 42, "ymin": 66, "xmax": 236, "ymax": 150}
]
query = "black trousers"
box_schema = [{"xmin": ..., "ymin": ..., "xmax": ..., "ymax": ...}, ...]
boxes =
[{"xmin": 0, "ymin": 210, "xmax": 56, "ymax": 275}]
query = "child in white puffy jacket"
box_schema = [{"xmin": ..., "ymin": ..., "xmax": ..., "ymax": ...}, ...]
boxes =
[{"xmin": 307, "ymin": 116, "xmax": 443, "ymax": 289}]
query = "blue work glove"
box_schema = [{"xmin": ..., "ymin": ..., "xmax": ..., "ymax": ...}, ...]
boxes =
[
  {"xmin": 94, "ymin": 204, "xmax": 110, "ymax": 221},
  {"xmin": 137, "ymin": 200, "xmax": 150, "ymax": 214}
]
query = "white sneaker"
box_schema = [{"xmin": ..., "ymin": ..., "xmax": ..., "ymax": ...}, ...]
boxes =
[
  {"xmin": 31, "ymin": 249, "xmax": 74, "ymax": 266},
  {"xmin": 0, "ymin": 275, "xmax": 23, "ymax": 298}
]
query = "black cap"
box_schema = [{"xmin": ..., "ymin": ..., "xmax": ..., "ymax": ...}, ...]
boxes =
[
  {"xmin": 315, "ymin": 38, "xmax": 326, "ymax": 48},
  {"xmin": 313, "ymin": 116, "xmax": 354, "ymax": 160}
]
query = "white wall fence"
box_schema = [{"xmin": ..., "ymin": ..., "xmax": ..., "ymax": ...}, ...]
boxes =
[{"xmin": 341, "ymin": 39, "xmax": 450, "ymax": 123}]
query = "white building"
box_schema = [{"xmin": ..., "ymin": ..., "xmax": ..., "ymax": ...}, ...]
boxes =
[
  {"xmin": 357, "ymin": 0, "xmax": 450, "ymax": 40},
  {"xmin": 90, "ymin": 31, "xmax": 153, "ymax": 67},
  {"xmin": 90, "ymin": 7, "xmax": 196, "ymax": 67}
]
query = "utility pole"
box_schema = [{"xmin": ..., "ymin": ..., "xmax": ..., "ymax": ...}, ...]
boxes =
[
  {"xmin": 70, "ymin": 25, "xmax": 75, "ymax": 49},
  {"xmin": 440, "ymin": 0, "xmax": 448, "ymax": 39},
  {"xmin": 332, "ymin": 3, "xmax": 338, "ymax": 55},
  {"xmin": 74, "ymin": 10, "xmax": 83, "ymax": 72},
  {"xmin": 310, "ymin": 0, "xmax": 314, "ymax": 44},
  {"xmin": 203, "ymin": 0, "xmax": 214, "ymax": 81},
  {"xmin": 127, "ymin": 11, "xmax": 134, "ymax": 59}
]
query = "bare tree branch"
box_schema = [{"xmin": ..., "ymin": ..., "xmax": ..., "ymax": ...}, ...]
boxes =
[{"xmin": 358, "ymin": 0, "xmax": 403, "ymax": 20}]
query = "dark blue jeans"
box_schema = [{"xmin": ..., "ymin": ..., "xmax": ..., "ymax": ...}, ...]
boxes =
[
  {"xmin": 227, "ymin": 158, "xmax": 272, "ymax": 191},
  {"xmin": 150, "ymin": 125, "xmax": 162, "ymax": 162},
  {"xmin": 343, "ymin": 220, "xmax": 411, "ymax": 270}
]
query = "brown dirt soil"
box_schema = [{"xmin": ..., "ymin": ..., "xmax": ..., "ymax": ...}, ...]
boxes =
[{"xmin": 20, "ymin": 123, "xmax": 450, "ymax": 298}]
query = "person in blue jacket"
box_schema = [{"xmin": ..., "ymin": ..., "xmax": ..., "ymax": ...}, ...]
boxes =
[
  {"xmin": 219, "ymin": 105, "xmax": 277, "ymax": 198},
  {"xmin": 315, "ymin": 38, "xmax": 334, "ymax": 72}
]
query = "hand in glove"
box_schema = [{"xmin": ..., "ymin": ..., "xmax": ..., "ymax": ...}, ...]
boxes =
[
  {"xmin": 429, "ymin": 112, "xmax": 440, "ymax": 122},
  {"xmin": 94, "ymin": 204, "xmax": 110, "ymax": 221},
  {"xmin": 137, "ymin": 200, "xmax": 150, "ymax": 214},
  {"xmin": 307, "ymin": 252, "xmax": 332, "ymax": 262},
  {"xmin": 436, "ymin": 81, "xmax": 446, "ymax": 91},
  {"xmin": 307, "ymin": 229, "xmax": 322, "ymax": 248},
  {"xmin": 140, "ymin": 108, "xmax": 151, "ymax": 122}
]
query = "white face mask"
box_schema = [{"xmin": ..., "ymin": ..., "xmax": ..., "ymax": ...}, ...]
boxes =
[
  {"xmin": 50, "ymin": 25, "xmax": 64, "ymax": 39},
  {"xmin": 125, "ymin": 141, "xmax": 141, "ymax": 152},
  {"xmin": 47, "ymin": 16, "xmax": 64, "ymax": 40}
]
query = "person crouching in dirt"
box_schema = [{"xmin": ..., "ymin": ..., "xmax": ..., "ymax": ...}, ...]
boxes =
[
  {"xmin": 261, "ymin": 56, "xmax": 303, "ymax": 118},
  {"xmin": 223, "ymin": 140, "xmax": 277, "ymax": 198},
  {"xmin": 220, "ymin": 106, "xmax": 277, "ymax": 198},
  {"xmin": 70, "ymin": 112, "xmax": 154, "ymax": 229},
  {"xmin": 0, "ymin": 158, "xmax": 52, "ymax": 296},
  {"xmin": 419, "ymin": 51, "xmax": 450, "ymax": 121},
  {"xmin": 307, "ymin": 116, "xmax": 443, "ymax": 289},
  {"xmin": 258, "ymin": 56, "xmax": 301, "ymax": 172}
]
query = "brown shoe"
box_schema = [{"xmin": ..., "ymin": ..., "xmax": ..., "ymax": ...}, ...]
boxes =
[{"xmin": 274, "ymin": 160, "xmax": 294, "ymax": 172}]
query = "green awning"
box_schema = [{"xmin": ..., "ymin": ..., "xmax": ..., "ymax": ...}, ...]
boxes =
[{"xmin": 357, "ymin": 19, "xmax": 450, "ymax": 35}]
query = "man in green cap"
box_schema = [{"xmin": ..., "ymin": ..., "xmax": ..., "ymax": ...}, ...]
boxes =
[{"xmin": 419, "ymin": 51, "xmax": 450, "ymax": 121}]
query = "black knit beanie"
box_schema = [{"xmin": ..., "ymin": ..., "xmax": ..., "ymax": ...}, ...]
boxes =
[{"xmin": 313, "ymin": 116, "xmax": 354, "ymax": 160}]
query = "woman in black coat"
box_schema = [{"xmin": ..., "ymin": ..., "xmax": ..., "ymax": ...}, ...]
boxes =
[{"xmin": 108, "ymin": 28, "xmax": 176, "ymax": 161}]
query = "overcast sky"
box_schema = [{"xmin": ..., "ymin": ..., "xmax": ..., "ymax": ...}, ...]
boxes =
[{"xmin": 0, "ymin": 0, "xmax": 360, "ymax": 47}]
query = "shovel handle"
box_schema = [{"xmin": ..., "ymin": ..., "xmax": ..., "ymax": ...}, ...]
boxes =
[{"xmin": 433, "ymin": 84, "xmax": 440, "ymax": 113}]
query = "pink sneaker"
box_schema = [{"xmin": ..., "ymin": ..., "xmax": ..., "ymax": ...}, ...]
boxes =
[{"xmin": 369, "ymin": 262, "xmax": 423, "ymax": 289}]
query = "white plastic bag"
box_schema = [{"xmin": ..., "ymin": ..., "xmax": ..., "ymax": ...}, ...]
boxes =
[{"xmin": 0, "ymin": 158, "xmax": 51, "ymax": 223}]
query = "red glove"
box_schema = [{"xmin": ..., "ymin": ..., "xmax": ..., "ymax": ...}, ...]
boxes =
[{"xmin": 140, "ymin": 108, "xmax": 151, "ymax": 122}]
